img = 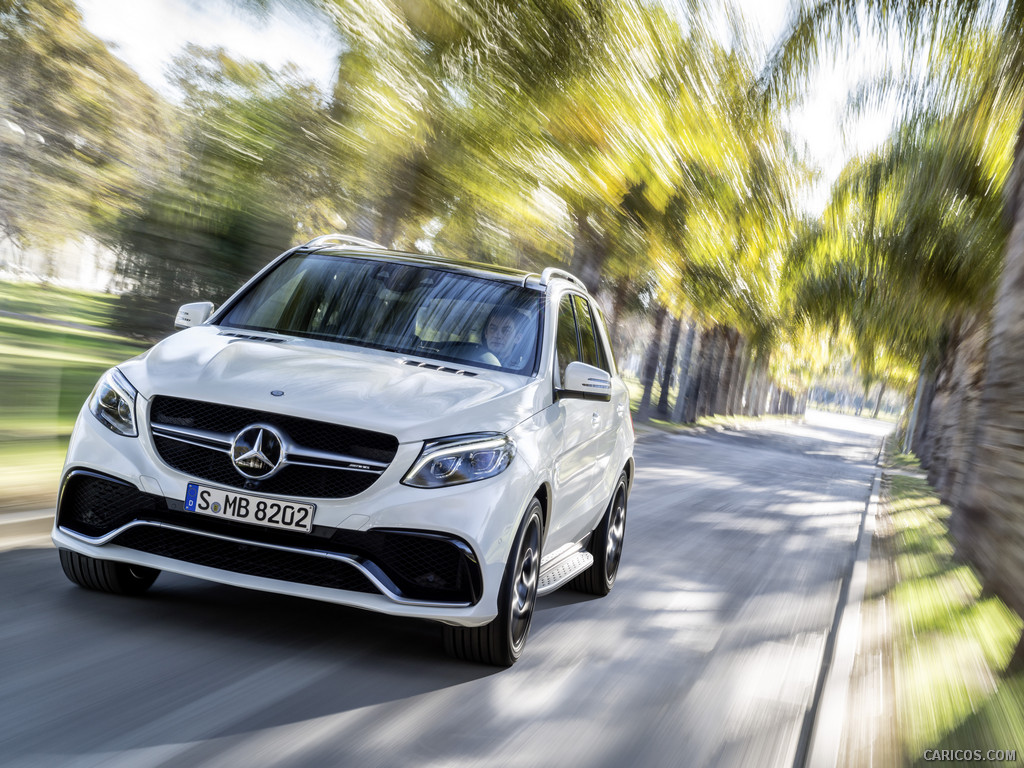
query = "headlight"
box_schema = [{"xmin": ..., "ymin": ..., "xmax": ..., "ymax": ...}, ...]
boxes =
[
  {"xmin": 88, "ymin": 368, "xmax": 139, "ymax": 437},
  {"xmin": 402, "ymin": 433, "xmax": 515, "ymax": 488}
]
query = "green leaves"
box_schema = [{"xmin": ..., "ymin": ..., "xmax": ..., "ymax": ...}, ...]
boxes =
[{"xmin": 0, "ymin": 0, "xmax": 166, "ymax": 248}]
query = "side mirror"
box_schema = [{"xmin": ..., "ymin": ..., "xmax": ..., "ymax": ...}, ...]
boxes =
[
  {"xmin": 557, "ymin": 361, "xmax": 612, "ymax": 402},
  {"xmin": 174, "ymin": 301, "xmax": 215, "ymax": 329}
]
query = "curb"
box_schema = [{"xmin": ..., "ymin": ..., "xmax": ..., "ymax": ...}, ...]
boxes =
[{"xmin": 802, "ymin": 470, "xmax": 882, "ymax": 768}]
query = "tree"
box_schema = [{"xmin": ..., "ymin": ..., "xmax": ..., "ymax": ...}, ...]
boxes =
[
  {"xmin": 0, "ymin": 0, "xmax": 167, "ymax": 255},
  {"xmin": 113, "ymin": 47, "xmax": 334, "ymax": 334},
  {"xmin": 765, "ymin": 0, "xmax": 1024, "ymax": 632}
]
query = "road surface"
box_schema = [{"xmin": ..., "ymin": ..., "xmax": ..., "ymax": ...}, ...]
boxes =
[{"xmin": 0, "ymin": 411, "xmax": 889, "ymax": 768}]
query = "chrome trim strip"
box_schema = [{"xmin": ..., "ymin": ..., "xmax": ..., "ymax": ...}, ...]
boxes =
[
  {"xmin": 58, "ymin": 522, "xmax": 471, "ymax": 609},
  {"xmin": 152, "ymin": 424, "xmax": 233, "ymax": 450},
  {"xmin": 60, "ymin": 519, "xmax": 153, "ymax": 546},
  {"xmin": 285, "ymin": 457, "xmax": 386, "ymax": 474},
  {"xmin": 285, "ymin": 446, "xmax": 389, "ymax": 472},
  {"xmin": 151, "ymin": 423, "xmax": 390, "ymax": 473}
]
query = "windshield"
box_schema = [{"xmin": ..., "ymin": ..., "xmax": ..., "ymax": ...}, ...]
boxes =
[{"xmin": 219, "ymin": 252, "xmax": 542, "ymax": 374}]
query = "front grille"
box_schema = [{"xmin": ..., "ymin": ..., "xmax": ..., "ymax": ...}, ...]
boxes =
[
  {"xmin": 149, "ymin": 396, "xmax": 399, "ymax": 498},
  {"xmin": 151, "ymin": 437, "xmax": 377, "ymax": 498},
  {"xmin": 112, "ymin": 526, "xmax": 379, "ymax": 594},
  {"xmin": 58, "ymin": 472, "xmax": 481, "ymax": 604}
]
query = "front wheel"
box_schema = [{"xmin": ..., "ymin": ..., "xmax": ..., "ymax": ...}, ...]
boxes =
[
  {"xmin": 571, "ymin": 471, "xmax": 628, "ymax": 596},
  {"xmin": 444, "ymin": 499, "xmax": 543, "ymax": 666},
  {"xmin": 59, "ymin": 548, "xmax": 159, "ymax": 595}
]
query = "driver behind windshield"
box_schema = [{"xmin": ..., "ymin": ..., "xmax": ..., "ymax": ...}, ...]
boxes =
[{"xmin": 483, "ymin": 305, "xmax": 528, "ymax": 366}]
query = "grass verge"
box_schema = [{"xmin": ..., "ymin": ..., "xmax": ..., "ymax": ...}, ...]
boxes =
[
  {"xmin": 874, "ymin": 443, "xmax": 1024, "ymax": 765},
  {"xmin": 0, "ymin": 312, "xmax": 146, "ymax": 441},
  {"xmin": 1, "ymin": 281, "xmax": 149, "ymax": 509}
]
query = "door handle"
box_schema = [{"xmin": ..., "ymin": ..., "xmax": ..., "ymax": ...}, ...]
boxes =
[{"xmin": 592, "ymin": 413, "xmax": 600, "ymax": 427}]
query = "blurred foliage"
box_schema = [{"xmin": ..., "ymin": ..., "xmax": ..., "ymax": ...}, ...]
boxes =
[
  {"xmin": 112, "ymin": 46, "xmax": 328, "ymax": 334},
  {"xmin": 1, "ymin": 0, "xmax": 810, "ymax": 352},
  {"xmin": 1, "ymin": 0, "xmax": 1012, "ymax": 410},
  {"xmin": 0, "ymin": 285, "xmax": 145, "ymax": 440},
  {"xmin": 1, "ymin": 0, "xmax": 1016, "ymax": 402},
  {"xmin": 876, "ymin": 473, "xmax": 1024, "ymax": 763},
  {"xmin": 766, "ymin": 0, "xmax": 1022, "ymax": 392},
  {"xmin": 0, "ymin": 284, "xmax": 146, "ymax": 507},
  {"xmin": 0, "ymin": 0, "xmax": 168, "ymax": 249}
]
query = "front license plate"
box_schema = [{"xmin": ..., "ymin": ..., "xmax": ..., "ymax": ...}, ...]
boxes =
[{"xmin": 184, "ymin": 483, "xmax": 315, "ymax": 533}]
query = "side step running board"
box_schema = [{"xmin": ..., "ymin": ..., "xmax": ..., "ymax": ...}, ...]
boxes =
[{"xmin": 537, "ymin": 545, "xmax": 594, "ymax": 596}]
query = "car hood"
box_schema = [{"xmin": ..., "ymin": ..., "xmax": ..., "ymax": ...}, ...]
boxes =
[{"xmin": 120, "ymin": 326, "xmax": 546, "ymax": 443}]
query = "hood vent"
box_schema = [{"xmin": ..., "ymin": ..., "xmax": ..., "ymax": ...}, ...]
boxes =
[
  {"xmin": 401, "ymin": 360, "xmax": 478, "ymax": 377},
  {"xmin": 219, "ymin": 332, "xmax": 286, "ymax": 343}
]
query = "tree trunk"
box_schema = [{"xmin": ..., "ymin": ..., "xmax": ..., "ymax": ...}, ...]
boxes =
[
  {"xmin": 871, "ymin": 381, "xmax": 887, "ymax": 419},
  {"xmin": 377, "ymin": 153, "xmax": 424, "ymax": 247},
  {"xmin": 697, "ymin": 326, "xmax": 724, "ymax": 418},
  {"xmin": 714, "ymin": 329, "xmax": 739, "ymax": 416},
  {"xmin": 745, "ymin": 360, "xmax": 762, "ymax": 416},
  {"xmin": 692, "ymin": 327, "xmax": 717, "ymax": 421},
  {"xmin": 904, "ymin": 355, "xmax": 928, "ymax": 453},
  {"xmin": 758, "ymin": 371, "xmax": 770, "ymax": 416},
  {"xmin": 912, "ymin": 368, "xmax": 939, "ymax": 459},
  {"xmin": 957, "ymin": 122, "xmax": 1024, "ymax": 619},
  {"xmin": 638, "ymin": 303, "xmax": 668, "ymax": 419},
  {"xmin": 704, "ymin": 327, "xmax": 727, "ymax": 417},
  {"xmin": 727, "ymin": 341, "xmax": 749, "ymax": 416},
  {"xmin": 608, "ymin": 277, "xmax": 631, "ymax": 362},
  {"xmin": 946, "ymin": 314, "xmax": 990, "ymax": 511},
  {"xmin": 855, "ymin": 382, "xmax": 868, "ymax": 416},
  {"xmin": 657, "ymin": 313, "xmax": 683, "ymax": 418},
  {"xmin": 569, "ymin": 204, "xmax": 606, "ymax": 294},
  {"xmin": 672, "ymin": 320, "xmax": 698, "ymax": 423},
  {"xmin": 747, "ymin": 364, "xmax": 763, "ymax": 417}
]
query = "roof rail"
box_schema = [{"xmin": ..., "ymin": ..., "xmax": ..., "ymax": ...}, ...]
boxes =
[
  {"xmin": 535, "ymin": 267, "xmax": 586, "ymax": 289},
  {"xmin": 302, "ymin": 234, "xmax": 387, "ymax": 250}
]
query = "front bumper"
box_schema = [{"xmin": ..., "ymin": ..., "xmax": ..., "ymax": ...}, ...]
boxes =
[
  {"xmin": 53, "ymin": 405, "xmax": 542, "ymax": 627},
  {"xmin": 56, "ymin": 470, "xmax": 482, "ymax": 606}
]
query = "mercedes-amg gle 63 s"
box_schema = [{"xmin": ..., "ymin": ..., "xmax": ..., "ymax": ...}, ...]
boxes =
[{"xmin": 54, "ymin": 235, "xmax": 634, "ymax": 665}]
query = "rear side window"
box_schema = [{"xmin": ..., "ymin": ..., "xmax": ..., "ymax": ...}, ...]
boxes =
[
  {"xmin": 555, "ymin": 295, "xmax": 579, "ymax": 385},
  {"xmin": 572, "ymin": 295, "xmax": 606, "ymax": 372},
  {"xmin": 592, "ymin": 304, "xmax": 617, "ymax": 375}
]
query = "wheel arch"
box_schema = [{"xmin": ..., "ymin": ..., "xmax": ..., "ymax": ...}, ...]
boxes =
[{"xmin": 533, "ymin": 481, "xmax": 552, "ymax": 543}]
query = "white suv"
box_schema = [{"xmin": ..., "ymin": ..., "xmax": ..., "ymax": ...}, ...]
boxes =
[{"xmin": 53, "ymin": 235, "xmax": 634, "ymax": 665}]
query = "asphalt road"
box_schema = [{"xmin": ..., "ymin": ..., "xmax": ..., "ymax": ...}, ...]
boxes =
[{"xmin": 0, "ymin": 411, "xmax": 890, "ymax": 768}]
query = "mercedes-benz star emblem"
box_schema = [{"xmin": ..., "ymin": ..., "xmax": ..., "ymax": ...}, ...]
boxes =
[{"xmin": 230, "ymin": 425, "xmax": 285, "ymax": 479}]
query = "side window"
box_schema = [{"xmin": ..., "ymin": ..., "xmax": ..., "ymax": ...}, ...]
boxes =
[
  {"xmin": 591, "ymin": 304, "xmax": 617, "ymax": 375},
  {"xmin": 555, "ymin": 295, "xmax": 580, "ymax": 385},
  {"xmin": 572, "ymin": 295, "xmax": 605, "ymax": 372}
]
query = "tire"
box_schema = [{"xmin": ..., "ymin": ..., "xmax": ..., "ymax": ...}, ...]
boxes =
[
  {"xmin": 59, "ymin": 548, "xmax": 159, "ymax": 596},
  {"xmin": 444, "ymin": 499, "xmax": 543, "ymax": 666},
  {"xmin": 571, "ymin": 472, "xmax": 628, "ymax": 596}
]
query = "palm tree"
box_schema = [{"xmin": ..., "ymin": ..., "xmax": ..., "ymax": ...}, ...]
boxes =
[{"xmin": 766, "ymin": 0, "xmax": 1024, "ymax": 632}]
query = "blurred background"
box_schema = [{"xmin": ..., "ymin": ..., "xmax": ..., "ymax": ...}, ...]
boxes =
[{"xmin": 3, "ymin": 0, "xmax": 1024, "ymax": 761}]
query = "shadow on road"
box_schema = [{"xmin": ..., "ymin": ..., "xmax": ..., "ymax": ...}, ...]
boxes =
[{"xmin": 1, "ymin": 546, "xmax": 502, "ymax": 757}]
